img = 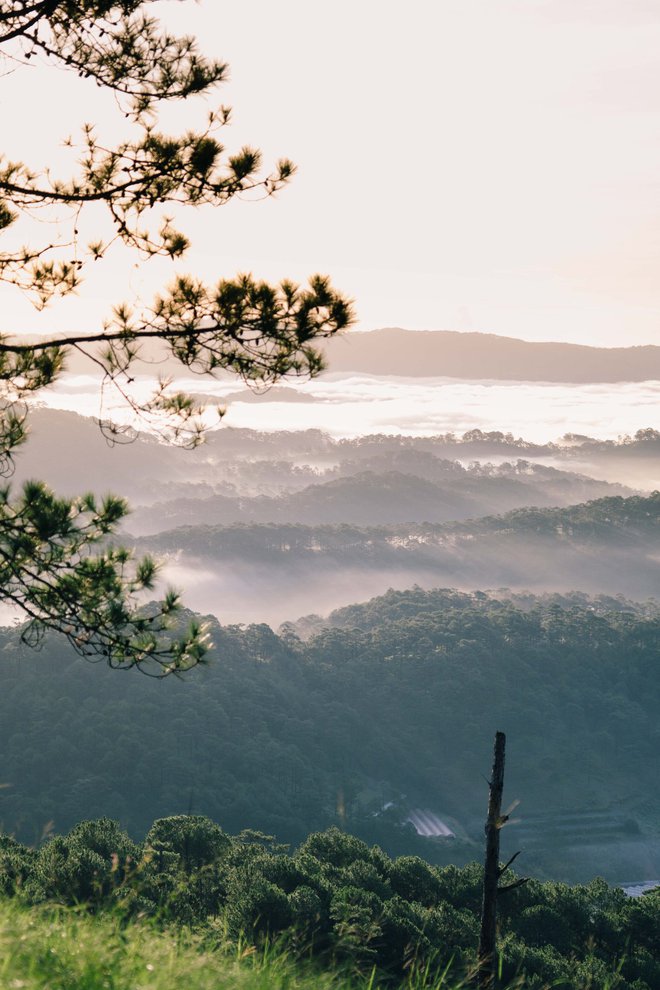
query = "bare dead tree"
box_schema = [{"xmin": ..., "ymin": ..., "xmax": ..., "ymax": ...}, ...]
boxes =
[{"xmin": 477, "ymin": 731, "xmax": 528, "ymax": 988}]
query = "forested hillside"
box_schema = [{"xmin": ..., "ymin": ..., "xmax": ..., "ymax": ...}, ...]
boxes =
[
  {"xmin": 126, "ymin": 464, "xmax": 633, "ymax": 534},
  {"xmin": 14, "ymin": 410, "xmax": 660, "ymax": 503},
  {"xmin": 2, "ymin": 588, "xmax": 658, "ymax": 883},
  {"xmin": 12, "ymin": 413, "xmax": 660, "ymax": 623},
  {"xmin": 132, "ymin": 493, "xmax": 660, "ymax": 623}
]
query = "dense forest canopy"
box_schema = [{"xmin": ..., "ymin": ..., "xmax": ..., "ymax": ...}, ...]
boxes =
[{"xmin": 1, "ymin": 587, "xmax": 658, "ymax": 884}]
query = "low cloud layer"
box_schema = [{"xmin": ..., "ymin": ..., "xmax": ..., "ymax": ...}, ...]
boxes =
[{"xmin": 41, "ymin": 372, "xmax": 660, "ymax": 444}]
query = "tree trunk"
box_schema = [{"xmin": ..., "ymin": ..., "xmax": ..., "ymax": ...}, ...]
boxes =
[{"xmin": 478, "ymin": 731, "xmax": 506, "ymax": 989}]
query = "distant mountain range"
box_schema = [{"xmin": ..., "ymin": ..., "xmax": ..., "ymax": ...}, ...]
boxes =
[
  {"xmin": 13, "ymin": 409, "xmax": 660, "ymax": 504},
  {"xmin": 15, "ymin": 327, "xmax": 660, "ymax": 382},
  {"xmin": 320, "ymin": 328, "xmax": 660, "ymax": 382},
  {"xmin": 127, "ymin": 465, "xmax": 632, "ymax": 535}
]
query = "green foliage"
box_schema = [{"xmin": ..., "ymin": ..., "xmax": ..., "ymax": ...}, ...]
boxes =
[
  {"xmin": 145, "ymin": 816, "xmax": 231, "ymax": 875},
  {"xmin": 1, "ymin": 814, "xmax": 658, "ymax": 989},
  {"xmin": 389, "ymin": 857, "xmax": 447, "ymax": 907},
  {"xmin": 0, "ymin": 898, "xmax": 350, "ymax": 990},
  {"xmin": 25, "ymin": 818, "xmax": 139, "ymax": 905},
  {"xmin": 0, "ymin": 479, "xmax": 211, "ymax": 671},
  {"xmin": 0, "ymin": 832, "xmax": 35, "ymax": 896},
  {"xmin": 1, "ymin": 588, "xmax": 659, "ymax": 877}
]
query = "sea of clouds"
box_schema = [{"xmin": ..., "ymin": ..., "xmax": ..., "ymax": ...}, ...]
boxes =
[{"xmin": 38, "ymin": 372, "xmax": 660, "ymax": 443}]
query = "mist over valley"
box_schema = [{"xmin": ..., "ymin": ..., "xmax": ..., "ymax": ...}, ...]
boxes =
[
  {"xmin": 5, "ymin": 343, "xmax": 660, "ymax": 901},
  {"xmin": 137, "ymin": 495, "xmax": 660, "ymax": 627},
  {"xmin": 4, "ymin": 3, "xmax": 660, "ymax": 983},
  {"xmin": 13, "ymin": 408, "xmax": 660, "ymax": 625},
  {"xmin": 34, "ymin": 330, "xmax": 660, "ymax": 453}
]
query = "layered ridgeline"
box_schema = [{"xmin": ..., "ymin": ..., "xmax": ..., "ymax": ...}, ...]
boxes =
[
  {"xmin": 13, "ymin": 409, "xmax": 660, "ymax": 502},
  {"xmin": 13, "ymin": 410, "xmax": 660, "ymax": 625},
  {"xmin": 135, "ymin": 493, "xmax": 660, "ymax": 624},
  {"xmin": 126, "ymin": 466, "xmax": 633, "ymax": 533},
  {"xmin": 1, "ymin": 588, "xmax": 659, "ymax": 884}
]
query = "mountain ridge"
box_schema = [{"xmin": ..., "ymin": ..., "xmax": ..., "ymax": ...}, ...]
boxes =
[
  {"xmin": 12, "ymin": 328, "xmax": 660, "ymax": 381},
  {"xmin": 320, "ymin": 328, "xmax": 660, "ymax": 381}
]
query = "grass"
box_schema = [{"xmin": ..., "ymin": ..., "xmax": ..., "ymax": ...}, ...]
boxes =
[
  {"xmin": 0, "ymin": 899, "xmax": 337, "ymax": 990},
  {"xmin": 0, "ymin": 898, "xmax": 489, "ymax": 990},
  {"xmin": 0, "ymin": 897, "xmax": 613, "ymax": 990}
]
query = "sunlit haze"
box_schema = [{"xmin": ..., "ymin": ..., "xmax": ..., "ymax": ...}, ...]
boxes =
[
  {"xmin": 3, "ymin": 0, "xmax": 660, "ymax": 930},
  {"xmin": 2, "ymin": 0, "xmax": 660, "ymax": 347}
]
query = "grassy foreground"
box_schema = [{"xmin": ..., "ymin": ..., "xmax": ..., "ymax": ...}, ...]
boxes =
[
  {"xmin": 0, "ymin": 898, "xmax": 512, "ymax": 990},
  {"xmin": 0, "ymin": 899, "xmax": 339, "ymax": 990}
]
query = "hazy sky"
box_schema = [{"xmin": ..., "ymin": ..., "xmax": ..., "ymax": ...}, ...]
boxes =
[{"xmin": 2, "ymin": 0, "xmax": 660, "ymax": 346}]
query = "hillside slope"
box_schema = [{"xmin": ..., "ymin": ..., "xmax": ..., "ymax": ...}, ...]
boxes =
[{"xmin": 1, "ymin": 588, "xmax": 658, "ymax": 882}]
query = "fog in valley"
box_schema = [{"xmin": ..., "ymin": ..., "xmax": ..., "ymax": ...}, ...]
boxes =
[
  {"xmin": 4, "ymin": 349, "xmax": 659, "ymax": 886},
  {"xmin": 3, "ymin": 2, "xmax": 660, "ymax": 980},
  {"xmin": 15, "ymin": 406, "xmax": 660, "ymax": 626}
]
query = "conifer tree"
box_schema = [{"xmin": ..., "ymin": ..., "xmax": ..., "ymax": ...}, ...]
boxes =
[{"xmin": 0, "ymin": 1, "xmax": 353, "ymax": 673}]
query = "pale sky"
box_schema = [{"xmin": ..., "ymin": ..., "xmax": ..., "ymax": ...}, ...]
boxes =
[{"xmin": 2, "ymin": 0, "xmax": 660, "ymax": 347}]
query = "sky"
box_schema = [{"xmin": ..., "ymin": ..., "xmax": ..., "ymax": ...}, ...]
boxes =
[{"xmin": 2, "ymin": 0, "xmax": 660, "ymax": 347}]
